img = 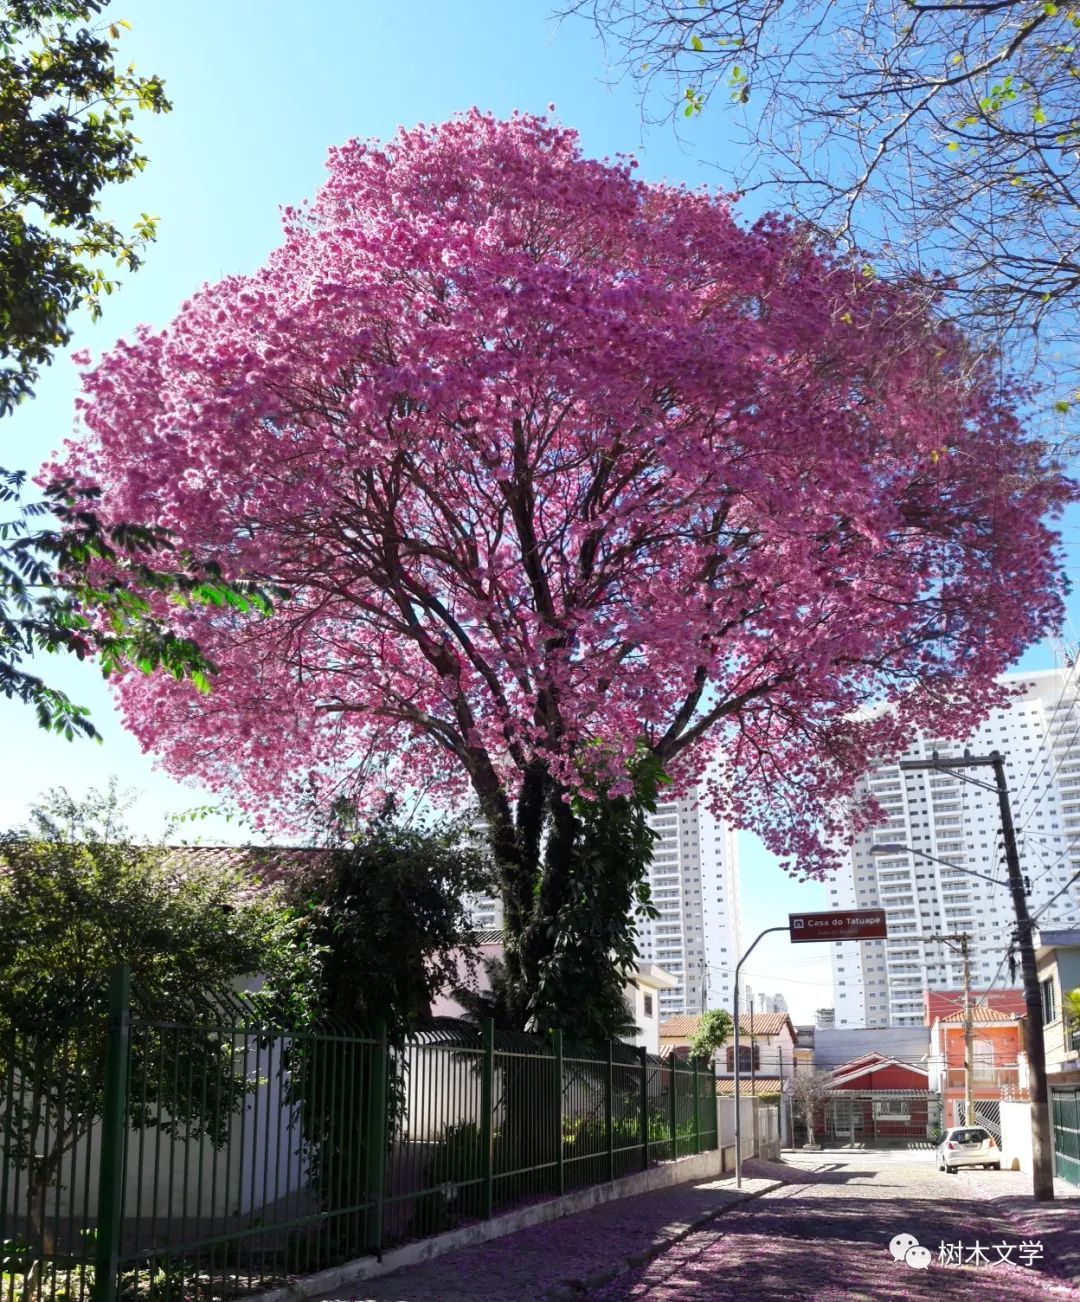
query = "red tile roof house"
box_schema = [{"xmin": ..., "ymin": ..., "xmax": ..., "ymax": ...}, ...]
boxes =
[
  {"xmin": 659, "ymin": 1012, "xmax": 798, "ymax": 1100},
  {"xmin": 927, "ymin": 1005, "xmax": 1025, "ymax": 1129},
  {"xmin": 823, "ymin": 1051, "xmax": 933, "ymax": 1146},
  {"xmin": 924, "ymin": 988, "xmax": 1027, "ymax": 1024}
]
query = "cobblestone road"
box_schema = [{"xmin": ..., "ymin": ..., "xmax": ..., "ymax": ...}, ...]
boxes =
[
  {"xmin": 313, "ymin": 1173, "xmax": 779, "ymax": 1301},
  {"xmin": 592, "ymin": 1153, "xmax": 1080, "ymax": 1301}
]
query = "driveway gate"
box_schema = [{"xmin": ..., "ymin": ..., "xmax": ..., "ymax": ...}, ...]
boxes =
[
  {"xmin": 957, "ymin": 1100, "xmax": 1002, "ymax": 1142},
  {"xmin": 1052, "ymin": 1087, "xmax": 1080, "ymax": 1186}
]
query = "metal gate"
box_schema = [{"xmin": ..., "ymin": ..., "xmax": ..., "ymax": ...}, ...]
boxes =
[
  {"xmin": 825, "ymin": 1095, "xmax": 863, "ymax": 1145},
  {"xmin": 957, "ymin": 1100, "xmax": 1002, "ymax": 1142},
  {"xmin": 1052, "ymin": 1088, "xmax": 1080, "ymax": 1186}
]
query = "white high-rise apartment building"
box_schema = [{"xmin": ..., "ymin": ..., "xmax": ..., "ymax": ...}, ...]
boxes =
[
  {"xmin": 830, "ymin": 668, "xmax": 1080, "ymax": 1028},
  {"xmin": 637, "ymin": 791, "xmax": 743, "ymax": 1020}
]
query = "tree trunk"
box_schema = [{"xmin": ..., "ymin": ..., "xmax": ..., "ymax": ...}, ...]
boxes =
[
  {"xmin": 22, "ymin": 1146, "xmax": 62, "ymax": 1302},
  {"xmin": 468, "ymin": 763, "xmax": 549, "ymax": 1030}
]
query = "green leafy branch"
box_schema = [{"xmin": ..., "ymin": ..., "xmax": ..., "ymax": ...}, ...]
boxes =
[{"xmin": 1, "ymin": 469, "xmax": 288, "ymax": 739}]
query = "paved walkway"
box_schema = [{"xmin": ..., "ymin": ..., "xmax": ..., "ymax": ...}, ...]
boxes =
[
  {"xmin": 305, "ymin": 1151, "xmax": 1080, "ymax": 1301},
  {"xmin": 592, "ymin": 1152, "xmax": 1080, "ymax": 1300},
  {"xmin": 958, "ymin": 1164, "xmax": 1080, "ymax": 1285},
  {"xmin": 311, "ymin": 1167, "xmax": 779, "ymax": 1301}
]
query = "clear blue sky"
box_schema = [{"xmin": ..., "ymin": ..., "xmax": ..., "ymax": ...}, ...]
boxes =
[{"xmin": 3, "ymin": 0, "xmax": 1075, "ymax": 1021}]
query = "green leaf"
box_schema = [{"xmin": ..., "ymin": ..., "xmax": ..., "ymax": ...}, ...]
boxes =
[{"xmin": 690, "ymin": 35, "xmax": 703, "ymax": 53}]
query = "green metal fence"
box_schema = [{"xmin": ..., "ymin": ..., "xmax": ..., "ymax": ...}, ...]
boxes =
[
  {"xmin": 1, "ymin": 967, "xmax": 717, "ymax": 1300},
  {"xmin": 1052, "ymin": 1087, "xmax": 1080, "ymax": 1187}
]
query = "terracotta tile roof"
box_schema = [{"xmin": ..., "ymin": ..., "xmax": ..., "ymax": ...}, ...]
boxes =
[
  {"xmin": 715, "ymin": 1077, "xmax": 784, "ymax": 1096},
  {"xmin": 659, "ymin": 1012, "xmax": 791, "ymax": 1039},
  {"xmin": 937, "ymin": 1005, "xmax": 1020, "ymax": 1025},
  {"xmin": 830, "ymin": 1054, "xmax": 928, "ymax": 1086},
  {"xmin": 160, "ymin": 844, "xmax": 326, "ymax": 888}
]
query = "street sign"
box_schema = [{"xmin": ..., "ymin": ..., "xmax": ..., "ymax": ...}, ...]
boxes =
[{"xmin": 788, "ymin": 909, "xmax": 888, "ymax": 942}]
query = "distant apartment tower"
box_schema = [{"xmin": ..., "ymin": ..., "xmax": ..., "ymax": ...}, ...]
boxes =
[
  {"xmin": 756, "ymin": 992, "xmax": 789, "ymax": 1015},
  {"xmin": 637, "ymin": 789, "xmax": 743, "ymax": 1020},
  {"xmin": 830, "ymin": 669, "xmax": 1080, "ymax": 1028},
  {"xmin": 462, "ymin": 808, "xmax": 504, "ymax": 932},
  {"xmin": 815, "ymin": 1007, "xmax": 836, "ymax": 1029},
  {"xmin": 466, "ymin": 886, "xmax": 502, "ymax": 932}
]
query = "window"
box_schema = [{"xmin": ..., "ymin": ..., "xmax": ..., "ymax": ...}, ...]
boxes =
[
  {"xmin": 874, "ymin": 1099, "xmax": 911, "ymax": 1121},
  {"xmin": 726, "ymin": 1044, "xmax": 760, "ymax": 1072},
  {"xmin": 643, "ymin": 994, "xmax": 654, "ymax": 1018},
  {"xmin": 1042, "ymin": 976, "xmax": 1058, "ymax": 1024},
  {"xmin": 972, "ymin": 1038, "xmax": 995, "ymax": 1081}
]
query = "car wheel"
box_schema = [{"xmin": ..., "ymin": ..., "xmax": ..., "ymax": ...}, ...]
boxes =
[
  {"xmin": 993, "ymin": 1162, "xmax": 1001, "ymax": 1171},
  {"xmin": 946, "ymin": 1165, "xmax": 956, "ymax": 1174}
]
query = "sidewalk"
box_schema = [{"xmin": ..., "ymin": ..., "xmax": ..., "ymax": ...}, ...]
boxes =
[
  {"xmin": 964, "ymin": 1170, "xmax": 1080, "ymax": 1287},
  {"xmin": 307, "ymin": 1164, "xmax": 782, "ymax": 1301}
]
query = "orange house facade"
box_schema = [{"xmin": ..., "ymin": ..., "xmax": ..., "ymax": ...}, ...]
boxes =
[{"xmin": 928, "ymin": 1006, "xmax": 1024, "ymax": 1126}]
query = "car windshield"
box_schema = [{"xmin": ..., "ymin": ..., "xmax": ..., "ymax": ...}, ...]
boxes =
[{"xmin": 951, "ymin": 1128, "xmax": 990, "ymax": 1143}]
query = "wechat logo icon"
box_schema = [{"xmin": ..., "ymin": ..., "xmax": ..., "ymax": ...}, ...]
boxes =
[{"xmin": 889, "ymin": 1232, "xmax": 931, "ymax": 1270}]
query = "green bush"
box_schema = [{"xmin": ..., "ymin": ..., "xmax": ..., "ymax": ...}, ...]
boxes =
[{"xmin": 411, "ymin": 1122, "xmax": 487, "ymax": 1235}]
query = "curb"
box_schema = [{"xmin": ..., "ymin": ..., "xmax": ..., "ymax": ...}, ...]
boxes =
[{"xmin": 546, "ymin": 1178, "xmax": 785, "ymax": 1298}]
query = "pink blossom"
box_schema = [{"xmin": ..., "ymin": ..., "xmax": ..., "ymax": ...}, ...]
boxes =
[{"xmin": 57, "ymin": 111, "xmax": 1073, "ymax": 872}]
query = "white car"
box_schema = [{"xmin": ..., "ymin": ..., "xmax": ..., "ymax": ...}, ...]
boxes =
[{"xmin": 936, "ymin": 1125, "xmax": 1001, "ymax": 1172}]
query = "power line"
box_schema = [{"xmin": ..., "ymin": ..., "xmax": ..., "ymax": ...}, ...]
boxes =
[
  {"xmin": 1013, "ymin": 669, "xmax": 1080, "ymax": 833},
  {"xmin": 1010, "ymin": 655, "xmax": 1080, "ymax": 822},
  {"xmin": 1031, "ymin": 867, "xmax": 1080, "ymax": 927}
]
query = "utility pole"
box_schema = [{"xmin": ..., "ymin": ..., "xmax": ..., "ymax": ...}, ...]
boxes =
[
  {"xmin": 900, "ymin": 749, "xmax": 1053, "ymax": 1201},
  {"xmin": 916, "ymin": 931, "xmax": 972, "ymax": 1122},
  {"xmin": 749, "ymin": 1003, "xmax": 758, "ymax": 1156},
  {"xmin": 961, "ymin": 933, "xmax": 974, "ymax": 1125},
  {"xmin": 733, "ymin": 926, "xmax": 788, "ymax": 1188}
]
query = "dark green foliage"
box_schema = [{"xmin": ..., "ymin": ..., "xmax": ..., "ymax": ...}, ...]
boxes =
[
  {"xmin": 410, "ymin": 1122, "xmax": 486, "ymax": 1235},
  {"xmin": 0, "ymin": 8, "xmax": 284, "ymax": 738},
  {"xmin": 285, "ymin": 803, "xmax": 492, "ymax": 1039},
  {"xmin": 268, "ymin": 804, "xmax": 492, "ymax": 1215},
  {"xmin": 0, "ymin": 1, "xmax": 169, "ymax": 414}
]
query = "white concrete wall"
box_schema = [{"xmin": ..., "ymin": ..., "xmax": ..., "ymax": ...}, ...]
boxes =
[
  {"xmin": 716, "ymin": 1096, "xmax": 755, "ymax": 1166},
  {"xmin": 2, "ymin": 1035, "xmax": 309, "ymax": 1227},
  {"xmin": 999, "ymin": 1100, "xmax": 1034, "ymax": 1173}
]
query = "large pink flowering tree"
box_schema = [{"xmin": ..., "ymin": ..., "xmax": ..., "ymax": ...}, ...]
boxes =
[{"xmin": 62, "ymin": 112, "xmax": 1069, "ymax": 1026}]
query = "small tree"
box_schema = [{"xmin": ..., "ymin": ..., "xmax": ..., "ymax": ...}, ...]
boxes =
[
  {"xmin": 689, "ymin": 1009, "xmax": 734, "ymax": 1064},
  {"xmin": 269, "ymin": 802, "xmax": 491, "ymax": 1221},
  {"xmin": 0, "ymin": 785, "xmax": 298, "ymax": 1255},
  {"xmin": 282, "ymin": 800, "xmax": 492, "ymax": 1038},
  {"xmin": 788, "ymin": 1070, "xmax": 834, "ymax": 1149},
  {"xmin": 1065, "ymin": 989, "xmax": 1080, "ymax": 1040}
]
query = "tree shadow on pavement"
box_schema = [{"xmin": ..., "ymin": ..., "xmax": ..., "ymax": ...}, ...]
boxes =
[{"xmin": 591, "ymin": 1189, "xmax": 1075, "ymax": 1301}]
